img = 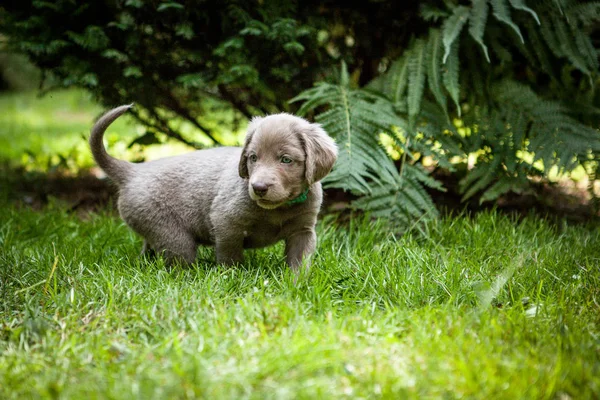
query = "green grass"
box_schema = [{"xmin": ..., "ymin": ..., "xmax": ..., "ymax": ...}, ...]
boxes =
[
  {"xmin": 1, "ymin": 200, "xmax": 599, "ymax": 398},
  {"xmin": 0, "ymin": 89, "xmax": 242, "ymax": 173}
]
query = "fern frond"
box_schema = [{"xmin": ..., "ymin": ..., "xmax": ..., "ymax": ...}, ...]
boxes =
[
  {"xmin": 293, "ymin": 64, "xmax": 444, "ymax": 227},
  {"xmin": 491, "ymin": 0, "xmax": 525, "ymax": 43},
  {"xmin": 523, "ymin": 20, "xmax": 555, "ymax": 76},
  {"xmin": 292, "ymin": 69, "xmax": 406, "ymax": 195},
  {"xmin": 508, "ymin": 0, "xmax": 540, "ymax": 24},
  {"xmin": 443, "ymin": 41, "xmax": 461, "ymax": 116},
  {"xmin": 566, "ymin": 2, "xmax": 600, "ymax": 26},
  {"xmin": 494, "ymin": 81, "xmax": 600, "ymax": 170},
  {"xmin": 426, "ymin": 29, "xmax": 448, "ymax": 114},
  {"xmin": 366, "ymin": 56, "xmax": 409, "ymax": 104},
  {"xmin": 468, "ymin": 0, "xmax": 491, "ymax": 62},
  {"xmin": 352, "ymin": 164, "xmax": 440, "ymax": 229},
  {"xmin": 442, "ymin": 5, "xmax": 470, "ymax": 63},
  {"xmin": 479, "ymin": 175, "xmax": 523, "ymax": 203},
  {"xmin": 408, "ymin": 39, "xmax": 427, "ymax": 128},
  {"xmin": 551, "ymin": 13, "xmax": 591, "ymax": 77},
  {"xmin": 460, "ymin": 155, "xmax": 503, "ymax": 201}
]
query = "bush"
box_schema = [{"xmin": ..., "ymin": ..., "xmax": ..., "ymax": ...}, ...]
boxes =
[{"xmin": 1, "ymin": 0, "xmax": 599, "ymax": 226}]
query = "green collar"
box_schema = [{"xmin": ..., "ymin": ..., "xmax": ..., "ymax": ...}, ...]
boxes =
[{"xmin": 286, "ymin": 187, "xmax": 310, "ymax": 206}]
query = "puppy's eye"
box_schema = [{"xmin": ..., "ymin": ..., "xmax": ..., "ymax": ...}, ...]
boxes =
[
  {"xmin": 249, "ymin": 154, "xmax": 258, "ymax": 162},
  {"xmin": 281, "ymin": 156, "xmax": 293, "ymax": 164}
]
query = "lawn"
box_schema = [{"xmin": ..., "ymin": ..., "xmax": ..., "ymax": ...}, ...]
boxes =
[
  {"xmin": 0, "ymin": 90, "xmax": 599, "ymax": 399},
  {"xmin": 1, "ymin": 201, "xmax": 599, "ymax": 398},
  {"xmin": 0, "ymin": 90, "xmax": 235, "ymax": 174}
]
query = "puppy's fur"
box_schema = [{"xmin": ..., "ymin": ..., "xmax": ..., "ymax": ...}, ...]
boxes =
[{"xmin": 89, "ymin": 105, "xmax": 337, "ymax": 271}]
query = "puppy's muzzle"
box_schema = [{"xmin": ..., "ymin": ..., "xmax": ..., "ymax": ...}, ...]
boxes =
[{"xmin": 252, "ymin": 181, "xmax": 270, "ymax": 197}]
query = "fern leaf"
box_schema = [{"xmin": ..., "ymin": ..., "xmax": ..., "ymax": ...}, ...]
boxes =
[
  {"xmin": 461, "ymin": 156, "xmax": 503, "ymax": 201},
  {"xmin": 293, "ymin": 65, "xmax": 440, "ymax": 228},
  {"xmin": 408, "ymin": 39, "xmax": 427, "ymax": 128},
  {"xmin": 491, "ymin": 0, "xmax": 525, "ymax": 43},
  {"xmin": 442, "ymin": 5, "xmax": 470, "ymax": 63},
  {"xmin": 340, "ymin": 60, "xmax": 350, "ymax": 87},
  {"xmin": 468, "ymin": 0, "xmax": 491, "ymax": 62},
  {"xmin": 292, "ymin": 68, "xmax": 407, "ymax": 195},
  {"xmin": 443, "ymin": 41, "xmax": 461, "ymax": 116},
  {"xmin": 573, "ymin": 27, "xmax": 599, "ymax": 73},
  {"xmin": 366, "ymin": 56, "xmax": 409, "ymax": 104},
  {"xmin": 426, "ymin": 29, "xmax": 448, "ymax": 114},
  {"xmin": 552, "ymin": 14, "xmax": 591, "ymax": 77},
  {"xmin": 508, "ymin": 0, "xmax": 540, "ymax": 24},
  {"xmin": 390, "ymin": 56, "xmax": 410, "ymax": 104},
  {"xmin": 539, "ymin": 14, "xmax": 564, "ymax": 58},
  {"xmin": 524, "ymin": 20, "xmax": 555, "ymax": 76},
  {"xmin": 352, "ymin": 164, "xmax": 440, "ymax": 229},
  {"xmin": 479, "ymin": 177, "xmax": 516, "ymax": 203},
  {"xmin": 493, "ymin": 80, "xmax": 600, "ymax": 171}
]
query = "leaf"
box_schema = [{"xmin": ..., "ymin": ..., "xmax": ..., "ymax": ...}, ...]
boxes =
[
  {"xmin": 123, "ymin": 66, "xmax": 142, "ymax": 78},
  {"xmin": 420, "ymin": 4, "xmax": 450, "ymax": 22},
  {"xmin": 443, "ymin": 41, "xmax": 461, "ymax": 116},
  {"xmin": 468, "ymin": 0, "xmax": 490, "ymax": 62},
  {"xmin": 80, "ymin": 73, "xmax": 98, "ymax": 87},
  {"xmin": 176, "ymin": 73, "xmax": 206, "ymax": 88},
  {"xmin": 426, "ymin": 29, "xmax": 448, "ymax": 114},
  {"xmin": 508, "ymin": 0, "xmax": 540, "ymax": 24},
  {"xmin": 408, "ymin": 39, "xmax": 427, "ymax": 127},
  {"xmin": 551, "ymin": 14, "xmax": 591, "ymax": 77},
  {"xmin": 102, "ymin": 49, "xmax": 128, "ymax": 63},
  {"xmin": 283, "ymin": 41, "xmax": 305, "ymax": 55},
  {"xmin": 442, "ymin": 6, "xmax": 470, "ymax": 63},
  {"xmin": 175, "ymin": 23, "xmax": 194, "ymax": 40},
  {"xmin": 480, "ymin": 177, "xmax": 515, "ymax": 203},
  {"xmin": 491, "ymin": 0, "xmax": 524, "ymax": 43},
  {"xmin": 340, "ymin": 61, "xmax": 350, "ymax": 87},
  {"xmin": 125, "ymin": 0, "xmax": 143, "ymax": 8},
  {"xmin": 292, "ymin": 69, "xmax": 407, "ymax": 195},
  {"xmin": 157, "ymin": 2, "xmax": 184, "ymax": 12},
  {"xmin": 366, "ymin": 56, "xmax": 409, "ymax": 104},
  {"xmin": 461, "ymin": 156, "xmax": 502, "ymax": 201}
]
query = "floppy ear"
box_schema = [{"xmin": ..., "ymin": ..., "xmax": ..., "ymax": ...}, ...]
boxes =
[
  {"xmin": 239, "ymin": 116, "xmax": 263, "ymax": 178},
  {"xmin": 300, "ymin": 123, "xmax": 338, "ymax": 185}
]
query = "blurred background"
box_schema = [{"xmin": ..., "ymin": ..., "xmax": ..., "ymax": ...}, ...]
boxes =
[{"xmin": 0, "ymin": 0, "xmax": 599, "ymax": 224}]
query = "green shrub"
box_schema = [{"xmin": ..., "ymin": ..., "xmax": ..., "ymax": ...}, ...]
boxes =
[
  {"xmin": 293, "ymin": 0, "xmax": 600, "ymax": 226},
  {"xmin": 1, "ymin": 0, "xmax": 599, "ymax": 226}
]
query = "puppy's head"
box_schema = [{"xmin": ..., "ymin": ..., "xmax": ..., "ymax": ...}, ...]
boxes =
[{"xmin": 239, "ymin": 113, "xmax": 337, "ymax": 209}]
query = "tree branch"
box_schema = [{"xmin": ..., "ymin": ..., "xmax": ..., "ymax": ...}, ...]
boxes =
[
  {"xmin": 129, "ymin": 107, "xmax": 201, "ymax": 149},
  {"xmin": 217, "ymin": 84, "xmax": 256, "ymax": 119},
  {"xmin": 160, "ymin": 88, "xmax": 223, "ymax": 146}
]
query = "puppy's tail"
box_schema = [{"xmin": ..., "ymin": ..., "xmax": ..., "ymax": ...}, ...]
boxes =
[{"xmin": 89, "ymin": 104, "xmax": 134, "ymax": 185}]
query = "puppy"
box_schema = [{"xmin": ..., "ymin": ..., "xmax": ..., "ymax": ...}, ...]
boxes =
[{"xmin": 89, "ymin": 105, "xmax": 337, "ymax": 271}]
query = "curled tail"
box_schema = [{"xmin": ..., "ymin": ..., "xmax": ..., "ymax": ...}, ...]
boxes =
[{"xmin": 89, "ymin": 104, "xmax": 134, "ymax": 184}]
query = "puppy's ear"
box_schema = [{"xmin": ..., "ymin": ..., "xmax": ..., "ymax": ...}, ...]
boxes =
[
  {"xmin": 300, "ymin": 123, "xmax": 338, "ymax": 185},
  {"xmin": 239, "ymin": 116, "xmax": 263, "ymax": 178}
]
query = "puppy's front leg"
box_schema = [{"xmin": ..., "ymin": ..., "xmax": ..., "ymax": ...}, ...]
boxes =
[
  {"xmin": 215, "ymin": 236, "xmax": 244, "ymax": 266},
  {"xmin": 285, "ymin": 230, "xmax": 317, "ymax": 273}
]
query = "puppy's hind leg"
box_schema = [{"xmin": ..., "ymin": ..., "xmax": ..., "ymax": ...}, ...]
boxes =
[
  {"xmin": 140, "ymin": 240, "xmax": 159, "ymax": 259},
  {"xmin": 150, "ymin": 231, "xmax": 198, "ymax": 267}
]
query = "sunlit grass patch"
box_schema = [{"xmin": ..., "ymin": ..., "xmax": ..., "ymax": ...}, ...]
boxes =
[
  {"xmin": 0, "ymin": 90, "xmax": 244, "ymax": 174},
  {"xmin": 1, "ymin": 202, "xmax": 598, "ymax": 398}
]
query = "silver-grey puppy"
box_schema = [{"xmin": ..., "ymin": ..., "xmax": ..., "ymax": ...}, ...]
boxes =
[{"xmin": 90, "ymin": 105, "xmax": 337, "ymax": 271}]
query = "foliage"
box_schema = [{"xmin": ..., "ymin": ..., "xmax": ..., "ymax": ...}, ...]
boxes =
[
  {"xmin": 291, "ymin": 0, "xmax": 600, "ymax": 224},
  {"xmin": 2, "ymin": 0, "xmax": 600, "ymax": 226},
  {"xmin": 0, "ymin": 0, "xmax": 418, "ymax": 147},
  {"xmin": 292, "ymin": 63, "xmax": 443, "ymax": 227}
]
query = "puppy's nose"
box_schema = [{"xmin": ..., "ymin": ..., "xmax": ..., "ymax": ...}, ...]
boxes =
[{"xmin": 252, "ymin": 182, "xmax": 270, "ymax": 197}]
